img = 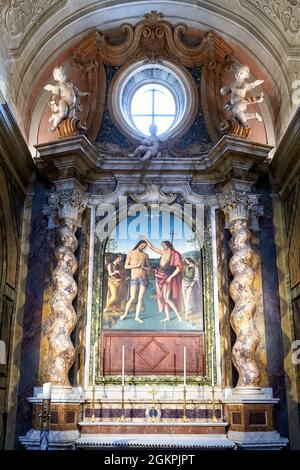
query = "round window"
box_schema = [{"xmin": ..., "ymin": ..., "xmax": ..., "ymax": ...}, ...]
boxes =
[
  {"xmin": 109, "ymin": 60, "xmax": 198, "ymax": 141},
  {"xmin": 130, "ymin": 83, "xmax": 176, "ymax": 136}
]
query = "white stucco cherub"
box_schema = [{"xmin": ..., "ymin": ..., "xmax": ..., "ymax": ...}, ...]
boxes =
[
  {"xmin": 129, "ymin": 123, "xmax": 161, "ymax": 161},
  {"xmin": 44, "ymin": 66, "xmax": 89, "ymax": 132},
  {"xmin": 220, "ymin": 64, "xmax": 264, "ymax": 128}
]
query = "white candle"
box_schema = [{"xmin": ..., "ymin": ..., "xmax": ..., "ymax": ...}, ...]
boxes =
[
  {"xmin": 92, "ymin": 344, "xmax": 96, "ymax": 386},
  {"xmin": 183, "ymin": 346, "xmax": 186, "ymax": 387},
  {"xmin": 122, "ymin": 345, "xmax": 125, "ymax": 387},
  {"xmin": 211, "ymin": 349, "xmax": 214, "ymax": 387},
  {"xmin": 43, "ymin": 382, "xmax": 52, "ymax": 400}
]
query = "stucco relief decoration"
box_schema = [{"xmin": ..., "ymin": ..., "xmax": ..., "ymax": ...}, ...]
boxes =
[
  {"xmin": 131, "ymin": 183, "xmax": 176, "ymax": 204},
  {"xmin": 88, "ymin": 11, "xmax": 232, "ymax": 69},
  {"xmin": 129, "ymin": 124, "xmax": 161, "ymax": 161},
  {"xmin": 0, "ymin": 0, "xmax": 67, "ymax": 55},
  {"xmin": 220, "ymin": 64, "xmax": 264, "ymax": 138},
  {"xmin": 245, "ymin": 0, "xmax": 300, "ymax": 35},
  {"xmin": 44, "ymin": 65, "xmax": 89, "ymax": 137},
  {"xmin": 72, "ymin": 12, "xmax": 233, "ymax": 150}
]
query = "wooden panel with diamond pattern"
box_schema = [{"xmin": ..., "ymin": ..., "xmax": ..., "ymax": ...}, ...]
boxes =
[{"xmin": 101, "ymin": 331, "xmax": 205, "ymax": 376}]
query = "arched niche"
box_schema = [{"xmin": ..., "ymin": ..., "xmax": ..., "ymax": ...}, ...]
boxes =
[{"xmin": 87, "ymin": 202, "xmax": 217, "ymax": 385}]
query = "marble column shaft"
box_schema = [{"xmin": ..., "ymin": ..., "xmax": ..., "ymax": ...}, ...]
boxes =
[
  {"xmin": 45, "ymin": 190, "xmax": 86, "ymax": 386},
  {"xmin": 222, "ymin": 190, "xmax": 261, "ymax": 387}
]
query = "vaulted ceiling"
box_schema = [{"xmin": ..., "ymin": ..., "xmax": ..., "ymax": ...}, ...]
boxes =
[{"xmin": 0, "ymin": 0, "xmax": 299, "ymax": 144}]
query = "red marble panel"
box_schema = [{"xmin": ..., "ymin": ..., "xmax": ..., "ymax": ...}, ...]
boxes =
[{"xmin": 101, "ymin": 331, "xmax": 205, "ymax": 376}]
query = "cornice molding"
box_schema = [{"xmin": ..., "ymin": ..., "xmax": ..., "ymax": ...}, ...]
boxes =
[
  {"xmin": 270, "ymin": 105, "xmax": 300, "ymax": 190},
  {"xmin": 74, "ymin": 16, "xmax": 232, "ymax": 68},
  {"xmin": 0, "ymin": 102, "xmax": 35, "ymax": 193},
  {"xmin": 0, "ymin": 0, "xmax": 68, "ymax": 58}
]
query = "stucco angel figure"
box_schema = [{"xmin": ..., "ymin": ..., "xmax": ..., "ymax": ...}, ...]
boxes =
[
  {"xmin": 44, "ymin": 66, "xmax": 89, "ymax": 132},
  {"xmin": 129, "ymin": 123, "xmax": 161, "ymax": 161},
  {"xmin": 220, "ymin": 64, "xmax": 264, "ymax": 128}
]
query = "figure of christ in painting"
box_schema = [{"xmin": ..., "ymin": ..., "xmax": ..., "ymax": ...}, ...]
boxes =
[
  {"xmin": 120, "ymin": 240, "xmax": 151, "ymax": 323},
  {"xmin": 182, "ymin": 257, "xmax": 204, "ymax": 329},
  {"xmin": 145, "ymin": 239, "xmax": 184, "ymax": 322},
  {"xmin": 104, "ymin": 254, "xmax": 127, "ymax": 315}
]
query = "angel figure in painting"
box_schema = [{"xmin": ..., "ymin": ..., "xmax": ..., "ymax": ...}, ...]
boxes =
[
  {"xmin": 182, "ymin": 257, "xmax": 204, "ymax": 329},
  {"xmin": 44, "ymin": 65, "xmax": 89, "ymax": 132},
  {"xmin": 129, "ymin": 123, "xmax": 161, "ymax": 161},
  {"xmin": 220, "ymin": 64, "xmax": 264, "ymax": 128},
  {"xmin": 104, "ymin": 254, "xmax": 127, "ymax": 315}
]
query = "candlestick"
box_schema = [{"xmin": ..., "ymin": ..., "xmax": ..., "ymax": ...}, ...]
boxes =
[
  {"xmin": 92, "ymin": 344, "xmax": 96, "ymax": 386},
  {"xmin": 182, "ymin": 346, "xmax": 188, "ymax": 422},
  {"xmin": 42, "ymin": 382, "xmax": 52, "ymax": 400},
  {"xmin": 40, "ymin": 383, "xmax": 52, "ymax": 450},
  {"xmin": 92, "ymin": 344, "xmax": 96, "ymax": 422},
  {"xmin": 211, "ymin": 348, "xmax": 214, "ymax": 387},
  {"xmin": 120, "ymin": 345, "xmax": 125, "ymax": 422},
  {"xmin": 211, "ymin": 347, "xmax": 217, "ymax": 422},
  {"xmin": 122, "ymin": 344, "xmax": 125, "ymax": 387},
  {"xmin": 183, "ymin": 346, "xmax": 186, "ymax": 387},
  {"xmin": 151, "ymin": 388, "xmax": 157, "ymax": 422}
]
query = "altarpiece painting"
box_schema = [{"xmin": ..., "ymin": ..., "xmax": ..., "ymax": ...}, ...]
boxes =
[{"xmin": 91, "ymin": 207, "xmax": 214, "ymax": 379}]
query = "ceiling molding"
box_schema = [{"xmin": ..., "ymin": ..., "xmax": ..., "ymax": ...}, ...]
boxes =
[
  {"xmin": 0, "ymin": 1, "xmax": 295, "ymax": 142},
  {"xmin": 0, "ymin": 0, "xmax": 68, "ymax": 58},
  {"xmin": 241, "ymin": 0, "xmax": 300, "ymax": 56}
]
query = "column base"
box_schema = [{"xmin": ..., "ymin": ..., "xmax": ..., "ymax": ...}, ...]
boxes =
[
  {"xmin": 224, "ymin": 387, "xmax": 288, "ymax": 449},
  {"xmin": 228, "ymin": 431, "xmax": 288, "ymax": 450},
  {"xmin": 28, "ymin": 386, "xmax": 84, "ymax": 432},
  {"xmin": 19, "ymin": 429, "xmax": 80, "ymax": 450},
  {"xmin": 224, "ymin": 387, "xmax": 277, "ymax": 402},
  {"xmin": 32, "ymin": 385, "xmax": 85, "ymax": 401}
]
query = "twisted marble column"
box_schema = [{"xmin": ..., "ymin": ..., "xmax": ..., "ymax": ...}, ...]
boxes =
[
  {"xmin": 46, "ymin": 190, "xmax": 86, "ymax": 385},
  {"xmin": 222, "ymin": 191, "xmax": 261, "ymax": 387}
]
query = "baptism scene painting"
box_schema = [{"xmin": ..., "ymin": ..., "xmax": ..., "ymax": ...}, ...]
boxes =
[{"xmin": 100, "ymin": 210, "xmax": 204, "ymax": 332}]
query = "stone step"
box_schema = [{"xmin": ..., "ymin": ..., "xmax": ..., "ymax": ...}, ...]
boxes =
[{"xmin": 76, "ymin": 433, "xmax": 235, "ymax": 449}]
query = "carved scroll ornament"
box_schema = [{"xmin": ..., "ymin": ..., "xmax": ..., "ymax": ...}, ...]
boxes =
[{"xmin": 72, "ymin": 11, "xmax": 233, "ymax": 143}]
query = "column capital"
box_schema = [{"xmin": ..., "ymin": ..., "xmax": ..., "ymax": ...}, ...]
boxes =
[
  {"xmin": 50, "ymin": 189, "xmax": 87, "ymax": 222},
  {"xmin": 43, "ymin": 193, "xmax": 59, "ymax": 229},
  {"xmin": 221, "ymin": 190, "xmax": 259, "ymax": 224}
]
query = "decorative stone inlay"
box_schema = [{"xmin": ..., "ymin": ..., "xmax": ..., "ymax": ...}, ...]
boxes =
[
  {"xmin": 222, "ymin": 191, "xmax": 261, "ymax": 387},
  {"xmin": 46, "ymin": 190, "xmax": 87, "ymax": 385}
]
